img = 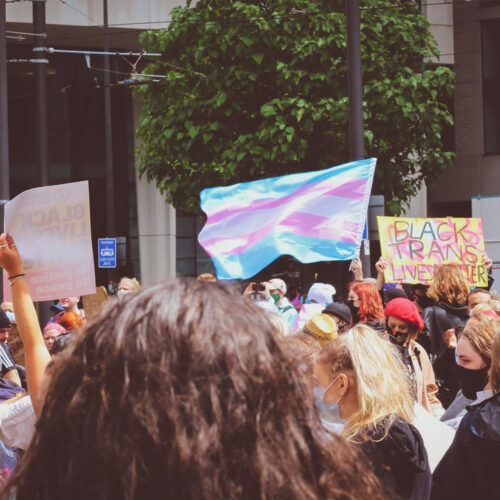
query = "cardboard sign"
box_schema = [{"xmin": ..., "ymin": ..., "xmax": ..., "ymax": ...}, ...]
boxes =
[
  {"xmin": 377, "ymin": 216, "xmax": 487, "ymax": 286},
  {"xmin": 7, "ymin": 324, "xmax": 25, "ymax": 366},
  {"xmin": 82, "ymin": 286, "xmax": 109, "ymax": 322},
  {"xmin": 2, "ymin": 181, "xmax": 96, "ymax": 302}
]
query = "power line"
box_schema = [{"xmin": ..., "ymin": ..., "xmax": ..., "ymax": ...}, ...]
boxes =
[
  {"xmin": 53, "ymin": 0, "xmax": 477, "ymax": 30},
  {"xmin": 7, "ymin": 30, "xmax": 46, "ymax": 38},
  {"xmin": 57, "ymin": 0, "xmax": 101, "ymax": 26},
  {"xmin": 44, "ymin": 0, "xmax": 463, "ymax": 44}
]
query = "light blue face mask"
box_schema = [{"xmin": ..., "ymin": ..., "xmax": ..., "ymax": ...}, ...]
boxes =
[
  {"xmin": 5, "ymin": 311, "xmax": 15, "ymax": 323},
  {"xmin": 313, "ymin": 376, "xmax": 345, "ymax": 427}
]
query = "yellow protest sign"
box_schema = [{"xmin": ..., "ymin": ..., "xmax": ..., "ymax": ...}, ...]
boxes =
[{"xmin": 377, "ymin": 217, "xmax": 487, "ymax": 287}]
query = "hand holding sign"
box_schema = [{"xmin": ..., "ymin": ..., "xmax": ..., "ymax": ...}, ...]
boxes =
[
  {"xmin": 483, "ymin": 254, "xmax": 493, "ymax": 271},
  {"xmin": 375, "ymin": 256, "xmax": 388, "ymax": 274},
  {"xmin": 0, "ymin": 233, "xmax": 23, "ymax": 278},
  {"xmin": 351, "ymin": 257, "xmax": 363, "ymax": 281},
  {"xmin": 2, "ymin": 181, "xmax": 96, "ymax": 302}
]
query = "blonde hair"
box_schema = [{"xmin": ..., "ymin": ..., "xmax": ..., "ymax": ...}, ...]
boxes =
[
  {"xmin": 490, "ymin": 332, "xmax": 500, "ymax": 393},
  {"xmin": 317, "ymin": 325, "xmax": 414, "ymax": 443},
  {"xmin": 488, "ymin": 300, "xmax": 500, "ymax": 314},
  {"xmin": 268, "ymin": 312, "xmax": 288, "ymax": 337},
  {"xmin": 197, "ymin": 273, "xmax": 217, "ymax": 282},
  {"xmin": 461, "ymin": 315, "xmax": 500, "ymax": 365},
  {"xmin": 282, "ymin": 332, "xmax": 321, "ymax": 385},
  {"xmin": 119, "ymin": 277, "xmax": 141, "ymax": 290},
  {"xmin": 472, "ymin": 302, "xmax": 496, "ymax": 315},
  {"xmin": 427, "ymin": 264, "xmax": 470, "ymax": 305}
]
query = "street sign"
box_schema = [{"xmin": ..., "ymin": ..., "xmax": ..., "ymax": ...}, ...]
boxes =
[{"xmin": 98, "ymin": 238, "xmax": 117, "ymax": 268}]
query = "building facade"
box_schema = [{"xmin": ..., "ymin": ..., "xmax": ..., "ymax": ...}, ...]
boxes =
[
  {"xmin": 5, "ymin": 1, "xmax": 471, "ymax": 286},
  {"xmin": 5, "ymin": 0, "xmax": 195, "ymax": 287},
  {"xmin": 428, "ymin": 0, "xmax": 500, "ymax": 218}
]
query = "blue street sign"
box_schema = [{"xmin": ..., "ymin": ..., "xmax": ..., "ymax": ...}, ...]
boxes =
[{"xmin": 98, "ymin": 238, "xmax": 117, "ymax": 268}]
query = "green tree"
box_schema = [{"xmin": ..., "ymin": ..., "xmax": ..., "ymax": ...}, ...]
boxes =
[{"xmin": 136, "ymin": 0, "xmax": 454, "ymax": 214}]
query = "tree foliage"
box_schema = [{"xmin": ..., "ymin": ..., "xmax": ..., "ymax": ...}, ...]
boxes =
[{"xmin": 136, "ymin": 0, "xmax": 454, "ymax": 214}]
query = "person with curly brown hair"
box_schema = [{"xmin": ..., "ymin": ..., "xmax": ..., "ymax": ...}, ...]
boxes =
[
  {"xmin": 423, "ymin": 264, "xmax": 470, "ymax": 407},
  {"xmin": 0, "ymin": 232, "xmax": 386, "ymax": 500}
]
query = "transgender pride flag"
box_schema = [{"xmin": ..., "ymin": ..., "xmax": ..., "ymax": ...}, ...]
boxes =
[{"xmin": 198, "ymin": 158, "xmax": 376, "ymax": 280}]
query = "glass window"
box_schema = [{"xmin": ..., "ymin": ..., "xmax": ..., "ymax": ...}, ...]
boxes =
[
  {"xmin": 7, "ymin": 43, "xmax": 139, "ymax": 284},
  {"xmin": 176, "ymin": 212, "xmax": 215, "ymax": 277}
]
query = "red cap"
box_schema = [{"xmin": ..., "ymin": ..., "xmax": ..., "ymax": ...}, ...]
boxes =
[{"xmin": 384, "ymin": 298, "xmax": 424, "ymax": 331}]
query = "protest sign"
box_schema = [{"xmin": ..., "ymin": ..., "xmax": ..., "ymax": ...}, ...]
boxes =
[
  {"xmin": 377, "ymin": 216, "xmax": 487, "ymax": 287},
  {"xmin": 2, "ymin": 181, "xmax": 96, "ymax": 302},
  {"xmin": 82, "ymin": 286, "xmax": 109, "ymax": 321},
  {"xmin": 8, "ymin": 325, "xmax": 25, "ymax": 366}
]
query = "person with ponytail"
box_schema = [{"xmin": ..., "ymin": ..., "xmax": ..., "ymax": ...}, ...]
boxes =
[
  {"xmin": 315, "ymin": 325, "xmax": 431, "ymax": 500},
  {"xmin": 347, "ymin": 282, "xmax": 385, "ymax": 333},
  {"xmin": 384, "ymin": 298, "xmax": 444, "ymax": 418},
  {"xmin": 432, "ymin": 330, "xmax": 500, "ymax": 500}
]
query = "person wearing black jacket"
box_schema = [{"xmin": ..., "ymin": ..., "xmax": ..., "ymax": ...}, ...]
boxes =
[
  {"xmin": 316, "ymin": 325, "xmax": 431, "ymax": 500},
  {"xmin": 422, "ymin": 264, "xmax": 470, "ymax": 408},
  {"xmin": 362, "ymin": 416, "xmax": 430, "ymax": 500},
  {"xmin": 431, "ymin": 329, "xmax": 500, "ymax": 500}
]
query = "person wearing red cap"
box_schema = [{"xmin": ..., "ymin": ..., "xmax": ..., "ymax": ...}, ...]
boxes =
[{"xmin": 385, "ymin": 298, "xmax": 444, "ymax": 418}]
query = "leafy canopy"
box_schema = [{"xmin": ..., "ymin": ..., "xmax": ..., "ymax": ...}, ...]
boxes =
[{"xmin": 136, "ymin": 0, "xmax": 454, "ymax": 214}]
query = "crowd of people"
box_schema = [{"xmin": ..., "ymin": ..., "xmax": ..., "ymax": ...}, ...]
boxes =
[{"xmin": 0, "ymin": 231, "xmax": 498, "ymax": 499}]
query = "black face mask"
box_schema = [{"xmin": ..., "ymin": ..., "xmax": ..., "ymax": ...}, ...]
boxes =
[
  {"xmin": 454, "ymin": 364, "xmax": 490, "ymax": 400},
  {"xmin": 346, "ymin": 299, "xmax": 359, "ymax": 323},
  {"xmin": 386, "ymin": 324, "xmax": 408, "ymax": 347}
]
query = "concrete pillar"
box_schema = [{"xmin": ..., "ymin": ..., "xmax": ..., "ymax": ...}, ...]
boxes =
[
  {"xmin": 133, "ymin": 98, "xmax": 176, "ymax": 285},
  {"xmin": 403, "ymin": 184, "xmax": 428, "ymax": 218}
]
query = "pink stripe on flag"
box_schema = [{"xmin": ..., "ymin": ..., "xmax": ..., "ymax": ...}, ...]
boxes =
[
  {"xmin": 201, "ymin": 213, "xmax": 360, "ymax": 257},
  {"xmin": 205, "ymin": 177, "xmax": 368, "ymax": 225}
]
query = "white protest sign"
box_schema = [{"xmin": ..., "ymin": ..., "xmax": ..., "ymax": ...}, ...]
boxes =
[{"xmin": 2, "ymin": 181, "xmax": 96, "ymax": 302}]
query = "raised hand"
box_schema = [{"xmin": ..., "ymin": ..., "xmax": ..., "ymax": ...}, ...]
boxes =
[
  {"xmin": 375, "ymin": 256, "xmax": 388, "ymax": 275},
  {"xmin": 0, "ymin": 233, "xmax": 23, "ymax": 277}
]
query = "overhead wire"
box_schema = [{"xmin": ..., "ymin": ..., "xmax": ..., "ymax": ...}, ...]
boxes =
[
  {"xmin": 45, "ymin": 0, "xmax": 466, "ymax": 44},
  {"xmin": 6, "ymin": 0, "xmax": 483, "ymax": 82},
  {"xmin": 6, "ymin": 30, "xmax": 46, "ymax": 38},
  {"xmin": 56, "ymin": 0, "xmax": 101, "ymax": 26}
]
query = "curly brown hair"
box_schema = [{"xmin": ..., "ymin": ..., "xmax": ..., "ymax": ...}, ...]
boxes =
[
  {"xmin": 3, "ymin": 280, "xmax": 385, "ymax": 500},
  {"xmin": 427, "ymin": 264, "xmax": 470, "ymax": 305}
]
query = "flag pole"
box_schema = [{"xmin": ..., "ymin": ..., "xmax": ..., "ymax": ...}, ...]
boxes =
[{"xmin": 346, "ymin": 0, "xmax": 371, "ymax": 277}]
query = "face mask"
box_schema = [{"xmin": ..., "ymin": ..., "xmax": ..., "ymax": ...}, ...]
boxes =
[
  {"xmin": 271, "ymin": 293, "xmax": 281, "ymax": 304},
  {"xmin": 313, "ymin": 376, "xmax": 345, "ymax": 424},
  {"xmin": 346, "ymin": 300, "xmax": 359, "ymax": 323},
  {"xmin": 5, "ymin": 312, "xmax": 15, "ymax": 323},
  {"xmin": 117, "ymin": 289, "xmax": 129, "ymax": 297},
  {"xmin": 386, "ymin": 320, "xmax": 408, "ymax": 347},
  {"xmin": 454, "ymin": 364, "xmax": 490, "ymax": 400},
  {"xmin": 322, "ymin": 419, "xmax": 345, "ymax": 436}
]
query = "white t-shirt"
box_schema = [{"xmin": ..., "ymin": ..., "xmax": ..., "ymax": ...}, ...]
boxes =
[{"xmin": 0, "ymin": 395, "xmax": 36, "ymax": 450}]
